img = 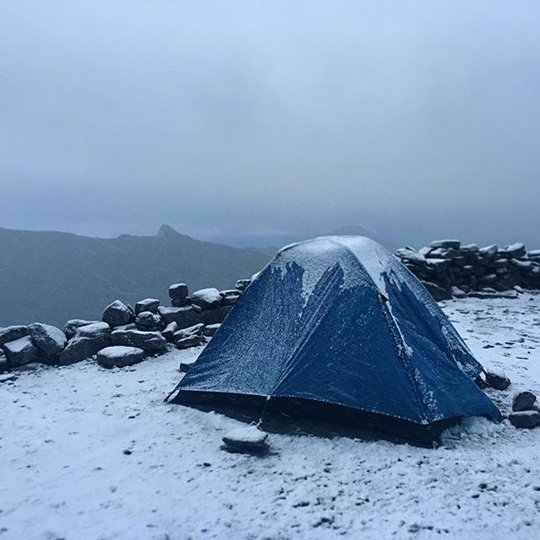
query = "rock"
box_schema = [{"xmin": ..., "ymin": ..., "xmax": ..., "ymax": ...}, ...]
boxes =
[
  {"xmin": 396, "ymin": 247, "xmax": 426, "ymax": 264},
  {"xmin": 235, "ymin": 279, "xmax": 251, "ymax": 291},
  {"xmin": 0, "ymin": 351, "xmax": 9, "ymax": 372},
  {"xmin": 467, "ymin": 290, "xmax": 518, "ymax": 300},
  {"xmin": 171, "ymin": 298, "xmax": 189, "ymax": 307},
  {"xmin": 28, "ymin": 323, "xmax": 67, "ymax": 357},
  {"xmin": 173, "ymin": 323, "xmax": 205, "ymax": 341},
  {"xmin": 461, "ymin": 243, "xmax": 479, "ymax": 253},
  {"xmin": 451, "ymin": 286, "xmax": 467, "ymax": 299},
  {"xmin": 111, "ymin": 329, "xmax": 167, "ymax": 352},
  {"xmin": 76, "ymin": 322, "xmax": 112, "ymax": 340},
  {"xmin": 158, "ymin": 306, "xmax": 200, "ymax": 329},
  {"xmin": 162, "ymin": 321, "xmax": 179, "ymax": 341},
  {"xmin": 97, "ymin": 346, "xmax": 146, "ymax": 368},
  {"xmin": 169, "ymin": 283, "xmax": 189, "ymax": 301},
  {"xmin": 135, "ymin": 311, "xmax": 162, "ymax": 331},
  {"xmin": 115, "ymin": 323, "xmax": 137, "ymax": 332},
  {"xmin": 179, "ymin": 355, "xmax": 198, "ymax": 372},
  {"xmin": 200, "ymin": 306, "xmax": 233, "ymax": 326},
  {"xmin": 63, "ymin": 319, "xmax": 101, "ymax": 340},
  {"xmin": 484, "ymin": 370, "xmax": 511, "ymax": 390},
  {"xmin": 102, "ymin": 300, "xmax": 135, "ymax": 327},
  {"xmin": 0, "ymin": 372, "xmax": 16, "ymax": 382},
  {"xmin": 204, "ymin": 323, "xmax": 221, "ymax": 337},
  {"xmin": 508, "ymin": 410, "xmax": 540, "ymax": 429},
  {"xmin": 175, "ymin": 334, "xmax": 204, "ymax": 350},
  {"xmin": 0, "ymin": 325, "xmax": 28, "ymax": 346},
  {"xmin": 421, "ymin": 281, "xmax": 452, "ymax": 301},
  {"xmin": 222, "ymin": 426, "xmax": 269, "ymax": 455},
  {"xmin": 499, "ymin": 243, "xmax": 526, "ymax": 259},
  {"xmin": 430, "ymin": 239, "xmax": 460, "ymax": 250},
  {"xmin": 135, "ymin": 298, "xmax": 160, "ymax": 315},
  {"xmin": 221, "ymin": 290, "xmax": 241, "ymax": 306},
  {"xmin": 510, "ymin": 258, "xmax": 533, "ymax": 270},
  {"xmin": 512, "ymin": 391, "xmax": 537, "ymax": 412},
  {"xmin": 3, "ymin": 336, "xmax": 43, "ymax": 367},
  {"xmin": 190, "ymin": 288, "xmax": 222, "ymax": 309},
  {"xmin": 480, "ymin": 244, "xmax": 498, "ymax": 258},
  {"xmin": 59, "ymin": 333, "xmax": 111, "ymax": 365}
]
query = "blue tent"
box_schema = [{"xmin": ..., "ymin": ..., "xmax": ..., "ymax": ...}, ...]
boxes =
[{"xmin": 172, "ymin": 236, "xmax": 500, "ymax": 440}]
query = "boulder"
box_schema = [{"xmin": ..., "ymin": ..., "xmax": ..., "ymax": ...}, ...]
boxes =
[
  {"xmin": 135, "ymin": 311, "xmax": 162, "ymax": 331},
  {"xmin": 200, "ymin": 306, "xmax": 233, "ymax": 326},
  {"xmin": 102, "ymin": 300, "xmax": 135, "ymax": 327},
  {"xmin": 221, "ymin": 290, "xmax": 241, "ymax": 306},
  {"xmin": 508, "ymin": 410, "xmax": 540, "ymax": 429},
  {"xmin": 28, "ymin": 323, "xmax": 67, "ymax": 357},
  {"xmin": 235, "ymin": 279, "xmax": 251, "ymax": 291},
  {"xmin": 421, "ymin": 281, "xmax": 451, "ymax": 301},
  {"xmin": 512, "ymin": 391, "xmax": 537, "ymax": 412},
  {"xmin": 484, "ymin": 371, "xmax": 511, "ymax": 390},
  {"xmin": 76, "ymin": 322, "xmax": 112, "ymax": 340},
  {"xmin": 162, "ymin": 321, "xmax": 179, "ymax": 341},
  {"xmin": 222, "ymin": 426, "xmax": 269, "ymax": 455},
  {"xmin": 59, "ymin": 333, "xmax": 111, "ymax": 365},
  {"xmin": 0, "ymin": 325, "xmax": 28, "ymax": 346},
  {"xmin": 451, "ymin": 286, "xmax": 467, "ymax": 299},
  {"xmin": 169, "ymin": 283, "xmax": 189, "ymax": 301},
  {"xmin": 135, "ymin": 298, "xmax": 160, "ymax": 315},
  {"xmin": 173, "ymin": 323, "xmax": 205, "ymax": 342},
  {"xmin": 111, "ymin": 329, "xmax": 167, "ymax": 352},
  {"xmin": 395, "ymin": 248, "xmax": 426, "ymax": 264},
  {"xmin": 204, "ymin": 323, "xmax": 221, "ymax": 337},
  {"xmin": 430, "ymin": 239, "xmax": 460, "ymax": 250},
  {"xmin": 115, "ymin": 323, "xmax": 137, "ymax": 332},
  {"xmin": 480, "ymin": 244, "xmax": 498, "ymax": 258},
  {"xmin": 175, "ymin": 335, "xmax": 204, "ymax": 350},
  {"xmin": 190, "ymin": 288, "xmax": 222, "ymax": 309},
  {"xmin": 3, "ymin": 336, "xmax": 43, "ymax": 367},
  {"xmin": 171, "ymin": 298, "xmax": 189, "ymax": 307},
  {"xmin": 158, "ymin": 306, "xmax": 200, "ymax": 329},
  {"xmin": 64, "ymin": 319, "xmax": 101, "ymax": 340},
  {"xmin": 97, "ymin": 346, "xmax": 146, "ymax": 369},
  {"xmin": 499, "ymin": 243, "xmax": 526, "ymax": 259}
]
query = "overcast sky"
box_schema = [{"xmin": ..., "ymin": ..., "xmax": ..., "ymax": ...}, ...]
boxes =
[{"xmin": 1, "ymin": 1, "xmax": 540, "ymax": 248}]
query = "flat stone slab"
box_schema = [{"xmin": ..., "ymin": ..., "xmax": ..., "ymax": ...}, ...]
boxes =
[{"xmin": 222, "ymin": 426, "xmax": 269, "ymax": 455}]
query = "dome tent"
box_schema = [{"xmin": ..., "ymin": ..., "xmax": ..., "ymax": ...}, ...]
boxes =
[{"xmin": 171, "ymin": 236, "xmax": 500, "ymax": 441}]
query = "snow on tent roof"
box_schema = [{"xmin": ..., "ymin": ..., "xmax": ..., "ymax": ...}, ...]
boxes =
[{"xmin": 172, "ymin": 236, "xmax": 500, "ymax": 440}]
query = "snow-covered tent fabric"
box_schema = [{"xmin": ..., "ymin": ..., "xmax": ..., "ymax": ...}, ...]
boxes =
[{"xmin": 172, "ymin": 236, "xmax": 500, "ymax": 440}]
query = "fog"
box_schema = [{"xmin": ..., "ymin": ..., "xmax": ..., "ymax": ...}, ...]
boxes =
[{"xmin": 1, "ymin": 1, "xmax": 540, "ymax": 249}]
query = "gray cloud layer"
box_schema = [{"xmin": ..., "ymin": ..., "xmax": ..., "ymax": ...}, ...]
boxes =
[{"xmin": 1, "ymin": 1, "xmax": 540, "ymax": 248}]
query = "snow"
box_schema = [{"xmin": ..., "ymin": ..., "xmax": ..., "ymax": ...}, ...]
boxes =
[
  {"xmin": 223, "ymin": 425, "xmax": 268, "ymax": 444},
  {"xmin": 191, "ymin": 288, "xmax": 221, "ymax": 303},
  {"xmin": 1, "ymin": 295, "xmax": 540, "ymax": 539},
  {"xmin": 3, "ymin": 335, "xmax": 32, "ymax": 353}
]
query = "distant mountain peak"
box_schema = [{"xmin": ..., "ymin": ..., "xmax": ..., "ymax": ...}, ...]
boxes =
[{"xmin": 158, "ymin": 224, "xmax": 180, "ymax": 238}]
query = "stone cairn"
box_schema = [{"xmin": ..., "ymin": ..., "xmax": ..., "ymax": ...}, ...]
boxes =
[
  {"xmin": 395, "ymin": 240, "xmax": 540, "ymax": 301},
  {"xmin": 0, "ymin": 278, "xmax": 252, "ymax": 372}
]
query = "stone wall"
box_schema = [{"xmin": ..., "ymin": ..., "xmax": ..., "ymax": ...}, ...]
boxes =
[
  {"xmin": 396, "ymin": 240, "xmax": 540, "ymax": 300},
  {"xmin": 0, "ymin": 278, "xmax": 253, "ymax": 373}
]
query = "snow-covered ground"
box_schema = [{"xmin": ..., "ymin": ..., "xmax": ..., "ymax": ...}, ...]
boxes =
[{"xmin": 1, "ymin": 295, "xmax": 539, "ymax": 540}]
